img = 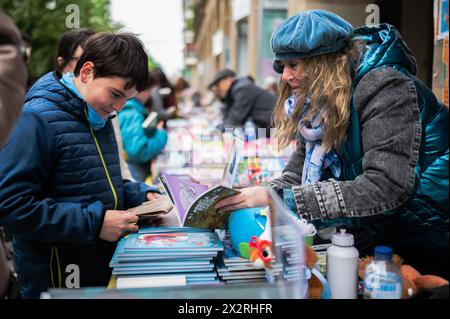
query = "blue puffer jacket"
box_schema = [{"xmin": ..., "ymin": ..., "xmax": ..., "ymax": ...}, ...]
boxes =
[
  {"xmin": 118, "ymin": 98, "xmax": 168, "ymax": 164},
  {"xmin": 0, "ymin": 72, "xmax": 156, "ymax": 298}
]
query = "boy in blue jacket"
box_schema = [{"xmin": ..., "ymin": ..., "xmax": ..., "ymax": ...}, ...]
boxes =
[
  {"xmin": 118, "ymin": 73, "xmax": 168, "ymax": 182},
  {"xmin": 0, "ymin": 33, "xmax": 161, "ymax": 298}
]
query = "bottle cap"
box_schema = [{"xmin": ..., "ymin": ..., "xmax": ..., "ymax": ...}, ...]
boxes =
[
  {"xmin": 374, "ymin": 245, "xmax": 393, "ymax": 259},
  {"xmin": 331, "ymin": 229, "xmax": 354, "ymax": 247}
]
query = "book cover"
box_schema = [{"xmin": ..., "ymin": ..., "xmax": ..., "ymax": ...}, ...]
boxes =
[
  {"xmin": 159, "ymin": 172, "xmax": 209, "ymax": 222},
  {"xmin": 159, "ymin": 173, "xmax": 239, "ymax": 229},
  {"xmin": 112, "ymin": 264, "xmax": 215, "ymax": 273},
  {"xmin": 110, "ymin": 260, "xmax": 212, "ymax": 268},
  {"xmin": 158, "ymin": 136, "xmax": 243, "ymax": 229},
  {"xmin": 112, "ymin": 267, "xmax": 216, "ymax": 275},
  {"xmin": 139, "ymin": 226, "xmax": 211, "ymax": 234},
  {"xmin": 123, "ymin": 232, "xmax": 224, "ymax": 251},
  {"xmin": 116, "ymin": 253, "xmax": 217, "ymax": 261}
]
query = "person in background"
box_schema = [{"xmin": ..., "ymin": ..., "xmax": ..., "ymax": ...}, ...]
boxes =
[
  {"xmin": 216, "ymin": 10, "xmax": 448, "ymax": 279},
  {"xmin": 0, "ymin": 32, "xmax": 161, "ymax": 298},
  {"xmin": 0, "ymin": 12, "xmax": 27, "ymax": 148},
  {"xmin": 0, "ymin": 11, "xmax": 27, "ymax": 299},
  {"xmin": 55, "ymin": 28, "xmax": 94, "ymax": 74},
  {"xmin": 20, "ymin": 31, "xmax": 31, "ymax": 66},
  {"xmin": 148, "ymin": 67, "xmax": 177, "ymax": 122},
  {"xmin": 173, "ymin": 77, "xmax": 190, "ymax": 105},
  {"xmin": 19, "ymin": 31, "xmax": 33, "ymax": 90},
  {"xmin": 118, "ymin": 72, "xmax": 168, "ymax": 182},
  {"xmin": 174, "ymin": 77, "xmax": 197, "ymax": 115},
  {"xmin": 208, "ymin": 69, "xmax": 276, "ymax": 134}
]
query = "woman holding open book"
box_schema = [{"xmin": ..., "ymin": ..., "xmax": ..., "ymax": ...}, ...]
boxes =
[{"xmin": 215, "ymin": 10, "xmax": 449, "ymax": 279}]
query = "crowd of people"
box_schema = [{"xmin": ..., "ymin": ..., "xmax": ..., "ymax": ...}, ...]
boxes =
[
  {"xmin": 0, "ymin": 8, "xmax": 448, "ymax": 299},
  {"xmin": 0, "ymin": 15, "xmax": 280, "ymax": 298}
]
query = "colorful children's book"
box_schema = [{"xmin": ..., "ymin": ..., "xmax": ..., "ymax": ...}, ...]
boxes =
[
  {"xmin": 112, "ymin": 265, "xmax": 215, "ymax": 276},
  {"xmin": 159, "ymin": 173, "xmax": 239, "ymax": 229},
  {"xmin": 110, "ymin": 259, "xmax": 212, "ymax": 268},
  {"xmin": 116, "ymin": 253, "xmax": 217, "ymax": 262},
  {"xmin": 122, "ymin": 232, "xmax": 224, "ymax": 251},
  {"xmin": 158, "ymin": 137, "xmax": 244, "ymax": 229},
  {"xmin": 138, "ymin": 226, "xmax": 212, "ymax": 234}
]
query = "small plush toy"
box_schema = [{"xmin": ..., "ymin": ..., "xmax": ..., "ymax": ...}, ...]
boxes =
[
  {"xmin": 304, "ymin": 245, "xmax": 327, "ymax": 299},
  {"xmin": 359, "ymin": 254, "xmax": 449, "ymax": 298},
  {"xmin": 244, "ymin": 203, "xmax": 330, "ymax": 299},
  {"xmin": 249, "ymin": 209, "xmax": 274, "ymax": 269},
  {"xmin": 249, "ymin": 235, "xmax": 273, "ymax": 269}
]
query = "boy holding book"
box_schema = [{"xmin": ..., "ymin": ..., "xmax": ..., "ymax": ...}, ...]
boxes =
[{"xmin": 0, "ymin": 33, "xmax": 160, "ymax": 298}]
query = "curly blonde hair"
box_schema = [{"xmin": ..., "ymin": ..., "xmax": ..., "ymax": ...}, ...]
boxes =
[{"xmin": 272, "ymin": 40, "xmax": 363, "ymax": 151}]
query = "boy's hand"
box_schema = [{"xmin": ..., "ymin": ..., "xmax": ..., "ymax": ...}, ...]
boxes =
[
  {"xmin": 215, "ymin": 186, "xmax": 272, "ymax": 214},
  {"xmin": 99, "ymin": 210, "xmax": 139, "ymax": 242},
  {"xmin": 146, "ymin": 192, "xmax": 161, "ymax": 201}
]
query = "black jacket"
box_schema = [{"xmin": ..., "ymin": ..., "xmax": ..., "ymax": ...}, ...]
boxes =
[{"xmin": 222, "ymin": 78, "xmax": 276, "ymax": 130}]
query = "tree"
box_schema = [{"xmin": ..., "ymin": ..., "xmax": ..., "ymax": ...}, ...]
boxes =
[{"xmin": 0, "ymin": 0, "xmax": 122, "ymax": 81}]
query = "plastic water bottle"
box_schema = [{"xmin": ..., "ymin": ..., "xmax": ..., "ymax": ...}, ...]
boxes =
[
  {"xmin": 326, "ymin": 229, "xmax": 359, "ymax": 299},
  {"xmin": 363, "ymin": 246, "xmax": 402, "ymax": 299}
]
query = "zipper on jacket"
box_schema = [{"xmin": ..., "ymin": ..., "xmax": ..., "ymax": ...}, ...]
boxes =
[
  {"xmin": 84, "ymin": 108, "xmax": 118, "ymax": 210},
  {"xmin": 50, "ymin": 246, "xmax": 62, "ymax": 288}
]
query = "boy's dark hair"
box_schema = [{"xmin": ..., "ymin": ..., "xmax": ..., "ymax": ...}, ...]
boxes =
[
  {"xmin": 55, "ymin": 28, "xmax": 94, "ymax": 72},
  {"xmin": 74, "ymin": 32, "xmax": 149, "ymax": 92}
]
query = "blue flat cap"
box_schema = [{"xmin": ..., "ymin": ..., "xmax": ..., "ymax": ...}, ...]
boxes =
[{"xmin": 270, "ymin": 10, "xmax": 354, "ymax": 61}]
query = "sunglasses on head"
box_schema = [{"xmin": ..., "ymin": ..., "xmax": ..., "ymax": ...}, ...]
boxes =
[{"xmin": 272, "ymin": 60, "xmax": 300, "ymax": 74}]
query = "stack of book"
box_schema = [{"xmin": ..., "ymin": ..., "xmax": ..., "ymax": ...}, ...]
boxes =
[
  {"xmin": 215, "ymin": 240, "xmax": 283, "ymax": 285},
  {"xmin": 110, "ymin": 227, "xmax": 224, "ymax": 289}
]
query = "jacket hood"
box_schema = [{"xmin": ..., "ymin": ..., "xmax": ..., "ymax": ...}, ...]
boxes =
[
  {"xmin": 353, "ymin": 23, "xmax": 417, "ymax": 86},
  {"xmin": 24, "ymin": 72, "xmax": 86, "ymax": 119}
]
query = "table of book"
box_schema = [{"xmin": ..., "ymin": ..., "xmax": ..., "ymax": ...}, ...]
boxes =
[{"xmin": 44, "ymin": 206, "xmax": 307, "ymax": 299}]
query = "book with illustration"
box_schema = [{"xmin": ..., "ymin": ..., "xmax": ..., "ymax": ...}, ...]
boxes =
[
  {"xmin": 159, "ymin": 137, "xmax": 243, "ymax": 229},
  {"xmin": 122, "ymin": 231, "xmax": 224, "ymax": 251}
]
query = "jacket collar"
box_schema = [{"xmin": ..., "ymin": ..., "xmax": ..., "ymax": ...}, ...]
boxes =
[{"xmin": 24, "ymin": 72, "xmax": 88, "ymax": 121}]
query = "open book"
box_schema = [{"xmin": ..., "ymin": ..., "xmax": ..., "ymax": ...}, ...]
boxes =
[
  {"xmin": 159, "ymin": 137, "xmax": 244, "ymax": 229},
  {"xmin": 127, "ymin": 197, "xmax": 173, "ymax": 221}
]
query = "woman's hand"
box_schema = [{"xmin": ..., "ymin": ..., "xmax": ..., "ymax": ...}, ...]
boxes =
[
  {"xmin": 146, "ymin": 192, "xmax": 161, "ymax": 201},
  {"xmin": 215, "ymin": 186, "xmax": 272, "ymax": 213},
  {"xmin": 156, "ymin": 121, "xmax": 164, "ymax": 129}
]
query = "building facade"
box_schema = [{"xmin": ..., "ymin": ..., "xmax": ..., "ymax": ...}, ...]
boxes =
[{"xmin": 183, "ymin": 0, "xmax": 447, "ymax": 107}]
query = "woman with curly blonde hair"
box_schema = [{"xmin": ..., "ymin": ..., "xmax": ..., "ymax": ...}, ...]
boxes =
[{"xmin": 216, "ymin": 10, "xmax": 449, "ymax": 278}]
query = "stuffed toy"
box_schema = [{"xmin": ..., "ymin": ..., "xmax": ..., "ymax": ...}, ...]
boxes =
[
  {"xmin": 249, "ymin": 235, "xmax": 273, "ymax": 269},
  {"xmin": 304, "ymin": 245, "xmax": 330, "ymax": 299},
  {"xmin": 359, "ymin": 254, "xmax": 449, "ymax": 298}
]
